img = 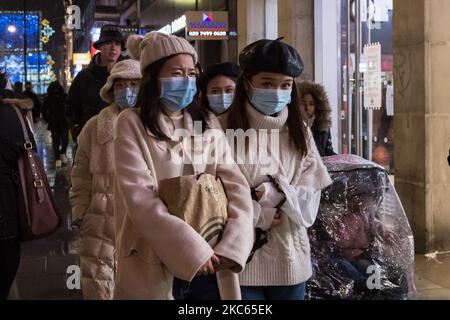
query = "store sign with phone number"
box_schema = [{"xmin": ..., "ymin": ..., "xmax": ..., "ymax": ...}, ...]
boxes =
[{"xmin": 186, "ymin": 11, "xmax": 229, "ymax": 40}]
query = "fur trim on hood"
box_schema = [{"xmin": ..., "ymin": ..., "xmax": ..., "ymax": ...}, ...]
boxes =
[{"xmin": 297, "ymin": 81, "xmax": 332, "ymax": 132}]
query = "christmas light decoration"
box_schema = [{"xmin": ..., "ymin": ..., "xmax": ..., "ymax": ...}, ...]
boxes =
[
  {"xmin": 0, "ymin": 12, "xmax": 40, "ymax": 50},
  {"xmin": 41, "ymin": 18, "xmax": 55, "ymax": 44},
  {"xmin": 0, "ymin": 12, "xmax": 56, "ymax": 93},
  {"xmin": 46, "ymin": 55, "xmax": 55, "ymax": 66}
]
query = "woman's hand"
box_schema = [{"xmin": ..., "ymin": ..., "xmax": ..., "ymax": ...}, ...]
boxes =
[
  {"xmin": 306, "ymin": 115, "xmax": 316, "ymax": 128},
  {"xmin": 214, "ymin": 256, "xmax": 239, "ymax": 272},
  {"xmin": 270, "ymin": 212, "xmax": 282, "ymax": 228},
  {"xmin": 254, "ymin": 189, "xmax": 263, "ymax": 201},
  {"xmin": 196, "ymin": 254, "xmax": 220, "ymax": 277},
  {"xmin": 254, "ymin": 181, "xmax": 285, "ymax": 208}
]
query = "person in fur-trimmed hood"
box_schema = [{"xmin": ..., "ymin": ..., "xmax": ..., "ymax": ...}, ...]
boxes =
[
  {"xmin": 297, "ymin": 81, "xmax": 337, "ymax": 157},
  {"xmin": 70, "ymin": 59, "xmax": 141, "ymax": 300}
]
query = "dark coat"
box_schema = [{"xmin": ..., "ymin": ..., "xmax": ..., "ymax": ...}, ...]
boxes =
[
  {"xmin": 24, "ymin": 90, "xmax": 42, "ymax": 121},
  {"xmin": 44, "ymin": 83, "xmax": 68, "ymax": 133},
  {"xmin": 313, "ymin": 128, "xmax": 337, "ymax": 157},
  {"xmin": 65, "ymin": 53, "xmax": 113, "ymax": 139},
  {"xmin": 0, "ymin": 90, "xmax": 36, "ymax": 240}
]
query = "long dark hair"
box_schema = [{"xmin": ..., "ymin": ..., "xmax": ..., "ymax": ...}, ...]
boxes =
[
  {"xmin": 137, "ymin": 55, "xmax": 210, "ymax": 141},
  {"xmin": 46, "ymin": 81, "xmax": 66, "ymax": 111},
  {"xmin": 227, "ymin": 73, "xmax": 309, "ymax": 157},
  {"xmin": 297, "ymin": 81, "xmax": 332, "ymax": 132},
  {"xmin": 47, "ymin": 81, "xmax": 65, "ymax": 100}
]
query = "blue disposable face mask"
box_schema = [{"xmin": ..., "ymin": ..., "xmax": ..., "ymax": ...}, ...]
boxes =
[
  {"xmin": 159, "ymin": 77, "xmax": 197, "ymax": 111},
  {"xmin": 207, "ymin": 93, "xmax": 234, "ymax": 115},
  {"xmin": 115, "ymin": 87, "xmax": 138, "ymax": 109},
  {"xmin": 248, "ymin": 81, "xmax": 292, "ymax": 116}
]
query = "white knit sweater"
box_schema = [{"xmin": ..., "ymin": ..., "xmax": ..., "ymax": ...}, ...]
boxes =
[{"xmin": 236, "ymin": 102, "xmax": 332, "ymax": 286}]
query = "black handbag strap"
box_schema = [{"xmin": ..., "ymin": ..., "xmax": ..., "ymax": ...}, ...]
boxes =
[{"xmin": 246, "ymin": 227, "xmax": 270, "ymax": 264}]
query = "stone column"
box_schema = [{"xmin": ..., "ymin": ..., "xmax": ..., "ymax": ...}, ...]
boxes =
[
  {"xmin": 278, "ymin": 0, "xmax": 315, "ymax": 81},
  {"xmin": 237, "ymin": 0, "xmax": 278, "ymax": 54},
  {"xmin": 236, "ymin": 0, "xmax": 314, "ymax": 80},
  {"xmin": 237, "ymin": 0, "xmax": 268, "ymax": 54},
  {"xmin": 393, "ymin": 0, "xmax": 450, "ymax": 253}
]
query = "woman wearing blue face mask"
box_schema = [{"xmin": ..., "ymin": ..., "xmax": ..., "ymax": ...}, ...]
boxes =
[
  {"xmin": 222, "ymin": 38, "xmax": 333, "ymax": 300},
  {"xmin": 70, "ymin": 59, "xmax": 141, "ymax": 300},
  {"xmin": 196, "ymin": 62, "xmax": 240, "ymax": 118},
  {"xmin": 112, "ymin": 32, "xmax": 254, "ymax": 300}
]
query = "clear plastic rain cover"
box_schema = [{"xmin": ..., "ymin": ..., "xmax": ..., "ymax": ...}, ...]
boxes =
[{"xmin": 306, "ymin": 154, "xmax": 416, "ymax": 300}]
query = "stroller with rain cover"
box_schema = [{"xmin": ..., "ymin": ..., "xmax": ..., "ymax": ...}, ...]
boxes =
[{"xmin": 306, "ymin": 155, "xmax": 416, "ymax": 300}]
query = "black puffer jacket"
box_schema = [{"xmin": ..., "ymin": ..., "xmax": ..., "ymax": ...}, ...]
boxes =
[
  {"xmin": 65, "ymin": 53, "xmax": 120, "ymax": 140},
  {"xmin": 312, "ymin": 128, "xmax": 336, "ymax": 158},
  {"xmin": 0, "ymin": 90, "xmax": 36, "ymax": 240}
]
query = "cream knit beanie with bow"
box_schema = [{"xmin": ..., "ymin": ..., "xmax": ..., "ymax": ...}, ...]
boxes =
[{"xmin": 126, "ymin": 32, "xmax": 198, "ymax": 72}]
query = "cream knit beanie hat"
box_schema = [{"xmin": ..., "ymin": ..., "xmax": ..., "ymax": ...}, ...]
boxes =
[
  {"xmin": 100, "ymin": 59, "xmax": 141, "ymax": 103},
  {"xmin": 126, "ymin": 32, "xmax": 198, "ymax": 72}
]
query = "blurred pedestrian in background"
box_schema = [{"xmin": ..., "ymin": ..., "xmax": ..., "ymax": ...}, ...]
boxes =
[{"xmin": 44, "ymin": 81, "xmax": 69, "ymax": 168}]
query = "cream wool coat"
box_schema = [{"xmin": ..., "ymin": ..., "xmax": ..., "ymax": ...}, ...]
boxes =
[
  {"xmin": 70, "ymin": 105, "xmax": 119, "ymax": 299},
  {"xmin": 219, "ymin": 103, "xmax": 333, "ymax": 287},
  {"xmin": 113, "ymin": 108, "xmax": 254, "ymax": 300}
]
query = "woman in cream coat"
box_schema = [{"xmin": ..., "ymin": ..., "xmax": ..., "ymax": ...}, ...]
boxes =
[
  {"xmin": 113, "ymin": 32, "xmax": 254, "ymax": 300},
  {"xmin": 70, "ymin": 59, "xmax": 141, "ymax": 299}
]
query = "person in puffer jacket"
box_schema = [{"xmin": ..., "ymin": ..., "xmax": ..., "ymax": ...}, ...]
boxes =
[
  {"xmin": 69, "ymin": 59, "xmax": 141, "ymax": 299},
  {"xmin": 297, "ymin": 81, "xmax": 337, "ymax": 157}
]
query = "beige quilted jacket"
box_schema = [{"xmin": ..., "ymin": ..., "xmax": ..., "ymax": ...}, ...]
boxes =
[{"xmin": 70, "ymin": 105, "xmax": 118, "ymax": 300}]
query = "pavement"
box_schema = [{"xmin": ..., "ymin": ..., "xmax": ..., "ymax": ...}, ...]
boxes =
[{"xmin": 7, "ymin": 120, "xmax": 450, "ymax": 300}]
